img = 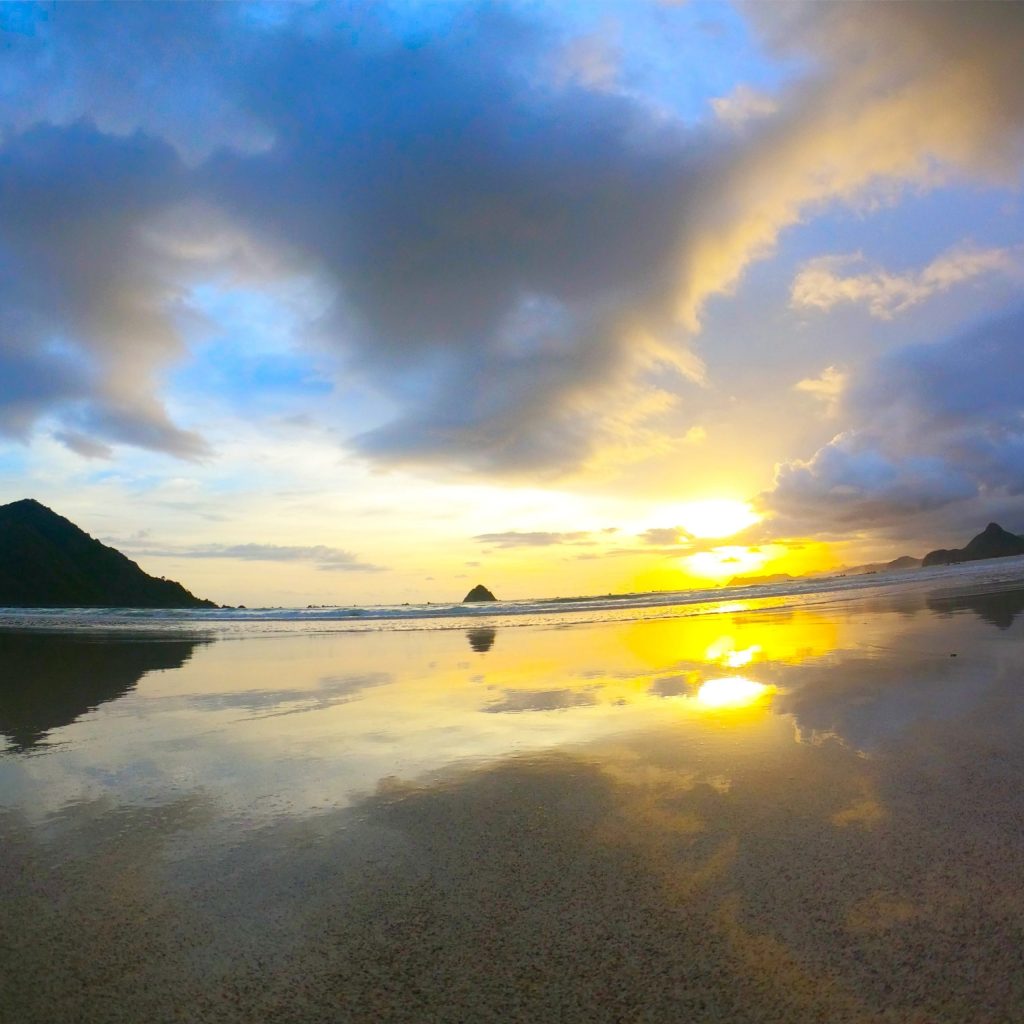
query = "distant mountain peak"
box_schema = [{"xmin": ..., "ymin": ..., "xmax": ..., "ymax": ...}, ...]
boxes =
[
  {"xmin": 923, "ymin": 522, "xmax": 1024, "ymax": 568},
  {"xmin": 0, "ymin": 498, "xmax": 216, "ymax": 608},
  {"xmin": 7, "ymin": 497, "xmax": 47, "ymax": 512}
]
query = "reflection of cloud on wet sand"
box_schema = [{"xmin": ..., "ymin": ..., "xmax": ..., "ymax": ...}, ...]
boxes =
[
  {"xmin": 777, "ymin": 641, "xmax": 1017, "ymax": 754},
  {"xmin": 155, "ymin": 671, "xmax": 392, "ymax": 719},
  {"xmin": 8, "ymin": 726, "xmax": 1024, "ymax": 1024},
  {"xmin": 648, "ymin": 674, "xmax": 691, "ymax": 698},
  {"xmin": 482, "ymin": 688, "xmax": 598, "ymax": 714},
  {"xmin": 7, "ymin": 590, "xmax": 1024, "ymax": 1020}
]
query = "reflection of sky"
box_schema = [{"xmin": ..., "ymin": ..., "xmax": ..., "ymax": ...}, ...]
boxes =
[
  {"xmin": 6, "ymin": 588, "xmax": 1024, "ymax": 1021},
  {"xmin": 3, "ymin": 586, "xmax": 1023, "ymax": 825}
]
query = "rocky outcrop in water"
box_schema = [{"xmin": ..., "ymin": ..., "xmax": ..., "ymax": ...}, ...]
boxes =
[{"xmin": 463, "ymin": 584, "xmax": 497, "ymax": 602}]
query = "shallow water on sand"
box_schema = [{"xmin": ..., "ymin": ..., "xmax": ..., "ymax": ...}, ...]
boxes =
[{"xmin": 3, "ymin": 574, "xmax": 1024, "ymax": 1022}]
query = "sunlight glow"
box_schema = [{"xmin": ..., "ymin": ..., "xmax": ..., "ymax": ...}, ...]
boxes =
[
  {"xmin": 684, "ymin": 545, "xmax": 768, "ymax": 580},
  {"xmin": 695, "ymin": 676, "xmax": 773, "ymax": 709},
  {"xmin": 673, "ymin": 499, "xmax": 760, "ymax": 539}
]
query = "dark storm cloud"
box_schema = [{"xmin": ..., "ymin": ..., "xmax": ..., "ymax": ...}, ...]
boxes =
[{"xmin": 766, "ymin": 308, "xmax": 1024, "ymax": 536}]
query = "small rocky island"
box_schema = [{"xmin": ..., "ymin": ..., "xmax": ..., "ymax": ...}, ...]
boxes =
[
  {"xmin": 463, "ymin": 584, "xmax": 497, "ymax": 602},
  {"xmin": 0, "ymin": 498, "xmax": 216, "ymax": 608}
]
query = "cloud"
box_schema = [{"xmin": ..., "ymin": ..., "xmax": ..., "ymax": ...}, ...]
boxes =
[
  {"xmin": 710, "ymin": 84, "xmax": 778, "ymax": 129},
  {"xmin": 474, "ymin": 531, "xmax": 595, "ymax": 549},
  {"xmin": 2, "ymin": 2, "xmax": 1024, "ymax": 479},
  {"xmin": 791, "ymin": 245, "xmax": 1023, "ymax": 319},
  {"xmin": 52, "ymin": 431, "xmax": 113, "ymax": 459},
  {"xmin": 676, "ymin": 2, "xmax": 1024, "ymax": 330},
  {"xmin": 117, "ymin": 540, "xmax": 384, "ymax": 572},
  {"xmin": 0, "ymin": 4, "xmax": 714, "ymax": 475},
  {"xmin": 557, "ymin": 28, "xmax": 620, "ymax": 92},
  {"xmin": 794, "ymin": 365, "xmax": 846, "ymax": 417},
  {"xmin": 0, "ymin": 2, "xmax": 267, "ymax": 161},
  {"xmin": 0, "ymin": 123, "xmax": 213, "ymax": 458},
  {"xmin": 765, "ymin": 308, "xmax": 1024, "ymax": 536},
  {"xmin": 638, "ymin": 526, "xmax": 687, "ymax": 546}
]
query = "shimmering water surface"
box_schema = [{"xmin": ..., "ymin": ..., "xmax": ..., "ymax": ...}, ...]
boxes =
[{"xmin": 3, "ymin": 568, "xmax": 1024, "ymax": 1022}]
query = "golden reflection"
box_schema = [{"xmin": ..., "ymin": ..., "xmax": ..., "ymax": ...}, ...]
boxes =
[
  {"xmin": 623, "ymin": 608, "xmax": 841, "ymax": 673},
  {"xmin": 695, "ymin": 676, "xmax": 773, "ymax": 710},
  {"xmin": 705, "ymin": 637, "xmax": 761, "ymax": 668}
]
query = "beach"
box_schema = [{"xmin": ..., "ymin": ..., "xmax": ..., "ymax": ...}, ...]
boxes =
[{"xmin": 3, "ymin": 564, "xmax": 1024, "ymax": 1023}]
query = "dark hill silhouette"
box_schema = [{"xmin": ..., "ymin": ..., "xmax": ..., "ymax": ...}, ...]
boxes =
[
  {"xmin": 0, "ymin": 633, "xmax": 205, "ymax": 750},
  {"xmin": 0, "ymin": 499, "xmax": 216, "ymax": 608},
  {"xmin": 887, "ymin": 555, "xmax": 922, "ymax": 570},
  {"xmin": 922, "ymin": 523, "xmax": 1024, "ymax": 568},
  {"xmin": 463, "ymin": 584, "xmax": 497, "ymax": 602},
  {"xmin": 728, "ymin": 573, "xmax": 794, "ymax": 587},
  {"xmin": 842, "ymin": 554, "xmax": 922, "ymax": 576}
]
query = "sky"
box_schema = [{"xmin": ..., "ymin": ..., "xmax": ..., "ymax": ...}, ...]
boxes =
[{"xmin": 1, "ymin": 0, "xmax": 1023, "ymax": 607}]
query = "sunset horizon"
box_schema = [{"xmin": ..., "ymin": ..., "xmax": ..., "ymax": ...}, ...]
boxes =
[
  {"xmin": 2, "ymin": 2, "xmax": 1023, "ymax": 606},
  {"xmin": 5, "ymin": 7, "xmax": 1024, "ymax": 1021}
]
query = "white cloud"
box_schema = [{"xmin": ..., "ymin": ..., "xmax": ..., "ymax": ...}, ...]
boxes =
[
  {"xmin": 794, "ymin": 365, "xmax": 847, "ymax": 417},
  {"xmin": 791, "ymin": 244, "xmax": 1023, "ymax": 319},
  {"xmin": 676, "ymin": 3, "xmax": 1024, "ymax": 331},
  {"xmin": 710, "ymin": 84, "xmax": 778, "ymax": 128}
]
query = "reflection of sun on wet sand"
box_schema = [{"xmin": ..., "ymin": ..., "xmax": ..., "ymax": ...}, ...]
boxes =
[
  {"xmin": 694, "ymin": 675, "xmax": 774, "ymax": 710},
  {"xmin": 4, "ymin": 575, "xmax": 1024, "ymax": 1021}
]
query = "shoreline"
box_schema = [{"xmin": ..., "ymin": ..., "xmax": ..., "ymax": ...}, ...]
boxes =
[{"xmin": 1, "ymin": 554, "xmax": 1024, "ymax": 638}]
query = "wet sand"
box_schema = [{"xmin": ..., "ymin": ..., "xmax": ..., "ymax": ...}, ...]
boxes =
[{"xmin": 3, "ymin": 579, "xmax": 1024, "ymax": 1022}]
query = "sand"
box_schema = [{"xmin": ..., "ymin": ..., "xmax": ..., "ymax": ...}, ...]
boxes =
[{"xmin": 3, "ymin": 578, "xmax": 1024, "ymax": 1022}]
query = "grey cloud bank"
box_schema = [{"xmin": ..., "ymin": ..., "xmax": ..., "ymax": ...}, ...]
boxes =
[{"xmin": 767, "ymin": 308, "xmax": 1024, "ymax": 539}]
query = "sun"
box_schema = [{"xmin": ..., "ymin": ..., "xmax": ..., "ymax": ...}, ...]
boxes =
[
  {"xmin": 684, "ymin": 545, "xmax": 770, "ymax": 580},
  {"xmin": 671, "ymin": 499, "xmax": 760, "ymax": 540}
]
